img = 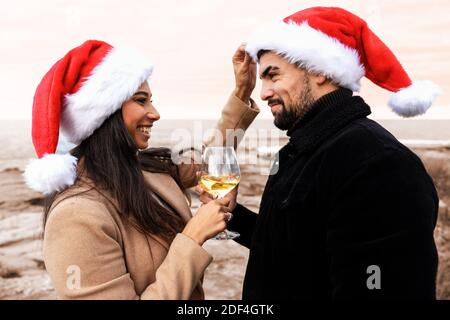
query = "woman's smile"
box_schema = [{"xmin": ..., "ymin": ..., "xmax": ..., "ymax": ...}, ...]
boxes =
[{"xmin": 137, "ymin": 124, "xmax": 152, "ymax": 139}]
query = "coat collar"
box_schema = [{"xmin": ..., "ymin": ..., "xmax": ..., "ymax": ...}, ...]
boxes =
[
  {"xmin": 286, "ymin": 88, "xmax": 371, "ymax": 155},
  {"xmin": 141, "ymin": 171, "xmax": 193, "ymax": 223}
]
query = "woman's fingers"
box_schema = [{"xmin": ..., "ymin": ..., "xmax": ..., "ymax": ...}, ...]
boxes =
[{"xmin": 232, "ymin": 44, "xmax": 246, "ymax": 61}]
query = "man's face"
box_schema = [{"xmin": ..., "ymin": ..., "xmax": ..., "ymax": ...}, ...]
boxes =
[{"xmin": 259, "ymin": 52, "xmax": 315, "ymax": 130}]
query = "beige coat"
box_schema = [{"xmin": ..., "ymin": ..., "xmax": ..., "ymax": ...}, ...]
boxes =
[{"xmin": 43, "ymin": 94, "xmax": 259, "ymax": 300}]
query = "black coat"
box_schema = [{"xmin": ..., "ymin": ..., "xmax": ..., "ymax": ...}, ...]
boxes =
[{"xmin": 229, "ymin": 88, "xmax": 439, "ymax": 300}]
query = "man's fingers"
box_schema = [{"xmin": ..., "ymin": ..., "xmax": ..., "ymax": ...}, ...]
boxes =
[
  {"xmin": 199, "ymin": 192, "xmax": 214, "ymax": 204},
  {"xmin": 216, "ymin": 197, "xmax": 231, "ymax": 206},
  {"xmin": 220, "ymin": 206, "xmax": 232, "ymax": 213},
  {"xmin": 199, "ymin": 194, "xmax": 209, "ymax": 203},
  {"xmin": 220, "ymin": 212, "xmax": 233, "ymax": 222},
  {"xmin": 228, "ymin": 185, "xmax": 239, "ymax": 196}
]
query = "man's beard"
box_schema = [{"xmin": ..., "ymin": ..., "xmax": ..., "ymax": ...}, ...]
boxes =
[{"xmin": 270, "ymin": 77, "xmax": 315, "ymax": 131}]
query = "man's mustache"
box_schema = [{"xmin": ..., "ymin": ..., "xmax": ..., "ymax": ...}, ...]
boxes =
[{"xmin": 268, "ymin": 99, "xmax": 284, "ymax": 108}]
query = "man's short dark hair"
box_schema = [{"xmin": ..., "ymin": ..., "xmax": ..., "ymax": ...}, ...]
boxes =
[{"xmin": 257, "ymin": 50, "xmax": 270, "ymax": 60}]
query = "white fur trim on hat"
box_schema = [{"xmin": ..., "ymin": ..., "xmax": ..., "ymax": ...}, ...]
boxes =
[
  {"xmin": 24, "ymin": 153, "xmax": 78, "ymax": 195},
  {"xmin": 388, "ymin": 80, "xmax": 441, "ymax": 118},
  {"xmin": 62, "ymin": 46, "xmax": 154, "ymax": 145},
  {"xmin": 246, "ymin": 21, "xmax": 365, "ymax": 91}
]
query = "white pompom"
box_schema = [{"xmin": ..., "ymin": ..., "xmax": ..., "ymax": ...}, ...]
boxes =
[
  {"xmin": 388, "ymin": 80, "xmax": 441, "ymax": 117},
  {"xmin": 23, "ymin": 153, "xmax": 78, "ymax": 194}
]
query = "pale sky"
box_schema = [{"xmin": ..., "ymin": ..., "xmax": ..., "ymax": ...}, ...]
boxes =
[{"xmin": 1, "ymin": 0, "xmax": 449, "ymax": 120}]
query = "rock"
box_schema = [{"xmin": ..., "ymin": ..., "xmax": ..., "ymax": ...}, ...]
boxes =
[
  {"xmin": 435, "ymin": 200, "xmax": 450, "ymax": 299},
  {"xmin": 0, "ymin": 271, "xmax": 56, "ymax": 300},
  {"xmin": 0, "ymin": 171, "xmax": 44, "ymax": 218},
  {"xmin": 0, "ymin": 213, "xmax": 42, "ymax": 247},
  {"xmin": 0, "ymin": 254, "xmax": 37, "ymax": 277}
]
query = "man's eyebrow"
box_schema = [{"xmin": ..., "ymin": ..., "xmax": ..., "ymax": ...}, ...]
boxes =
[
  {"xmin": 134, "ymin": 91, "xmax": 150, "ymax": 97},
  {"xmin": 260, "ymin": 66, "xmax": 279, "ymax": 79}
]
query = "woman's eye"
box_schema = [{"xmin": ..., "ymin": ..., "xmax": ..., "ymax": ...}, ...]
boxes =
[{"xmin": 137, "ymin": 98, "xmax": 146, "ymax": 105}]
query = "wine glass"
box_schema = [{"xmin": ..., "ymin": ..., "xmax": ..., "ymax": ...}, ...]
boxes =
[{"xmin": 198, "ymin": 146, "xmax": 240, "ymax": 240}]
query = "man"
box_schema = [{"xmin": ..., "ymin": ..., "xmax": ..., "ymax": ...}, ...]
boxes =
[{"xmin": 200, "ymin": 7, "xmax": 441, "ymax": 300}]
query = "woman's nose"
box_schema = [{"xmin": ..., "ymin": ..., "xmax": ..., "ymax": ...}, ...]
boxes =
[{"xmin": 148, "ymin": 106, "xmax": 160, "ymax": 121}]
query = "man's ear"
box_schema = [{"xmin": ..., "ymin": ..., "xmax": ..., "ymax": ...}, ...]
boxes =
[
  {"xmin": 314, "ymin": 74, "xmax": 328, "ymax": 86},
  {"xmin": 308, "ymin": 73, "xmax": 339, "ymax": 100}
]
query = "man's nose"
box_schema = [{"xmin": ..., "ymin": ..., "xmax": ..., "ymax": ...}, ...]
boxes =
[{"xmin": 260, "ymin": 84, "xmax": 274, "ymax": 101}]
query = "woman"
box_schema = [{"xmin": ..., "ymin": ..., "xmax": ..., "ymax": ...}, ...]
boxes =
[{"xmin": 24, "ymin": 40, "xmax": 258, "ymax": 299}]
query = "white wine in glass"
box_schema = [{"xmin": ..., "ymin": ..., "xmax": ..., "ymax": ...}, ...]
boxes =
[
  {"xmin": 199, "ymin": 146, "xmax": 240, "ymax": 240},
  {"xmin": 198, "ymin": 174, "xmax": 240, "ymax": 199}
]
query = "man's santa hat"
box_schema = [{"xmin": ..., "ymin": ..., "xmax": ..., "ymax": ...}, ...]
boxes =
[
  {"xmin": 246, "ymin": 6, "xmax": 440, "ymax": 117},
  {"xmin": 24, "ymin": 40, "xmax": 153, "ymax": 194}
]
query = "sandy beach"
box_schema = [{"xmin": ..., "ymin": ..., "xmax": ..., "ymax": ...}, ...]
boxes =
[{"xmin": 0, "ymin": 118, "xmax": 449, "ymax": 300}]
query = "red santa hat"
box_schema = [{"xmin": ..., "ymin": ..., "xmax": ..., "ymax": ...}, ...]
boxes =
[
  {"xmin": 246, "ymin": 7, "xmax": 441, "ymax": 117},
  {"xmin": 24, "ymin": 40, "xmax": 153, "ymax": 194}
]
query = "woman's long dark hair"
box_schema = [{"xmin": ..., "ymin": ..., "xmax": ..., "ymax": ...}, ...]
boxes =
[{"xmin": 43, "ymin": 110, "xmax": 187, "ymax": 241}]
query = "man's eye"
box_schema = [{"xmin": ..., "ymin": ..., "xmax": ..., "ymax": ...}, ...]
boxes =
[{"xmin": 137, "ymin": 98, "xmax": 146, "ymax": 105}]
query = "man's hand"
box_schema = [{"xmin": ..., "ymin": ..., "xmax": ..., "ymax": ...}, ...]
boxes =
[
  {"xmin": 196, "ymin": 185, "xmax": 238, "ymax": 212},
  {"xmin": 232, "ymin": 44, "xmax": 257, "ymax": 104}
]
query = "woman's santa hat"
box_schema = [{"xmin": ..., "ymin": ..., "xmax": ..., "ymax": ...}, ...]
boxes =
[
  {"xmin": 24, "ymin": 40, "xmax": 153, "ymax": 194},
  {"xmin": 246, "ymin": 6, "xmax": 441, "ymax": 117}
]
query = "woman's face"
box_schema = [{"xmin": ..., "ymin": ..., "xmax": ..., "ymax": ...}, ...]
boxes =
[{"xmin": 122, "ymin": 81, "xmax": 160, "ymax": 150}]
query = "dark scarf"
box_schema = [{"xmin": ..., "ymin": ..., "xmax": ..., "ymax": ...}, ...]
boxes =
[{"xmin": 286, "ymin": 88, "xmax": 372, "ymax": 155}]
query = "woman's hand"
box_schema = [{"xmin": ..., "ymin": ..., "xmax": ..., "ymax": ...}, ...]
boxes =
[
  {"xmin": 182, "ymin": 197, "xmax": 232, "ymax": 245},
  {"xmin": 232, "ymin": 44, "xmax": 257, "ymax": 104}
]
